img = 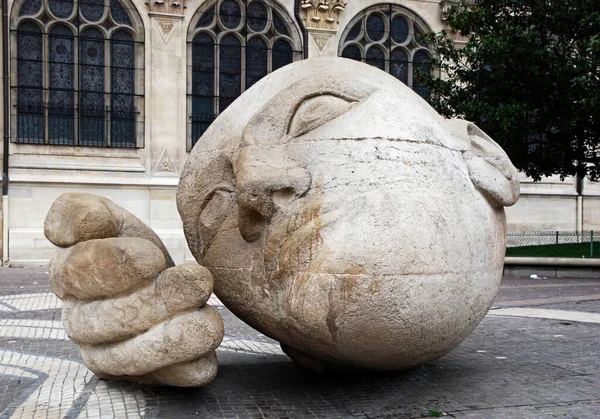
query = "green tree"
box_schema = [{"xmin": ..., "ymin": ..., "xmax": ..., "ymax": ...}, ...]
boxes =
[{"xmin": 421, "ymin": 0, "xmax": 600, "ymax": 180}]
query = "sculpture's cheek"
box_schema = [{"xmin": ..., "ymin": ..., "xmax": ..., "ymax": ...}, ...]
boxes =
[
  {"xmin": 266, "ymin": 203, "xmax": 506, "ymax": 369},
  {"xmin": 331, "ymin": 269, "xmax": 503, "ymax": 370},
  {"xmin": 251, "ymin": 154, "xmax": 507, "ymax": 368},
  {"xmin": 266, "ymin": 199, "xmax": 338, "ymax": 282}
]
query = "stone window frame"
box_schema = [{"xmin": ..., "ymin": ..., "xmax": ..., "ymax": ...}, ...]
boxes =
[
  {"xmin": 186, "ymin": 0, "xmax": 304, "ymax": 151},
  {"xmin": 338, "ymin": 3, "xmax": 434, "ymax": 97},
  {"xmin": 9, "ymin": 0, "xmax": 146, "ymax": 148}
]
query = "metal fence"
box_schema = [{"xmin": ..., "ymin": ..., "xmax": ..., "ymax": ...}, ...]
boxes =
[{"xmin": 506, "ymin": 231, "xmax": 599, "ymax": 258}]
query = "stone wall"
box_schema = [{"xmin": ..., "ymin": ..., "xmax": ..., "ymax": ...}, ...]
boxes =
[{"xmin": 8, "ymin": 184, "xmax": 192, "ymax": 265}]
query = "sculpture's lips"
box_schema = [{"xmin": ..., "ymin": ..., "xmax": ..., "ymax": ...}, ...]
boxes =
[{"xmin": 264, "ymin": 195, "xmax": 341, "ymax": 277}]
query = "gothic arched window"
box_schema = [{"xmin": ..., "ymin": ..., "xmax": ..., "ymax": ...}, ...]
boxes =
[
  {"xmin": 12, "ymin": 0, "xmax": 144, "ymax": 147},
  {"xmin": 187, "ymin": 0, "xmax": 303, "ymax": 149},
  {"xmin": 339, "ymin": 4, "xmax": 433, "ymax": 98}
]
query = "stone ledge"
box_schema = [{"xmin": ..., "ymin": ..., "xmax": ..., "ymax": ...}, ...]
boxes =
[{"xmin": 505, "ymin": 257, "xmax": 600, "ymax": 267}]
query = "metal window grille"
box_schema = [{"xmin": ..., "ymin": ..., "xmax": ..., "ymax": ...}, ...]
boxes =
[
  {"xmin": 11, "ymin": 0, "xmax": 144, "ymax": 148},
  {"xmin": 186, "ymin": 0, "xmax": 304, "ymax": 150},
  {"xmin": 338, "ymin": 3, "xmax": 438, "ymax": 99}
]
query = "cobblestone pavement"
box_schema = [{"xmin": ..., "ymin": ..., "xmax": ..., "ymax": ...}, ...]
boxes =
[{"xmin": 0, "ymin": 268, "xmax": 599, "ymax": 418}]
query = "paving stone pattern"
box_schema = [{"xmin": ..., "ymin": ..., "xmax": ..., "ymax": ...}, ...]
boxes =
[{"xmin": 0, "ymin": 269, "xmax": 599, "ymax": 418}]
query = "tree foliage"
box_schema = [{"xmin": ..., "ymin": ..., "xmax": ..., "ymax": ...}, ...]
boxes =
[{"xmin": 421, "ymin": 0, "xmax": 600, "ymax": 180}]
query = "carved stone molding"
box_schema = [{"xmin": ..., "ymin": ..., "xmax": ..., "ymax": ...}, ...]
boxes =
[
  {"xmin": 313, "ymin": 34, "xmax": 329, "ymax": 50},
  {"xmin": 440, "ymin": 0, "xmax": 477, "ymax": 21},
  {"xmin": 154, "ymin": 18, "xmax": 178, "ymax": 44},
  {"xmin": 155, "ymin": 149, "xmax": 176, "ymax": 173},
  {"xmin": 158, "ymin": 21, "xmax": 174, "ymax": 35},
  {"xmin": 301, "ymin": 0, "xmax": 346, "ymax": 31},
  {"xmin": 147, "ymin": 0, "xmax": 185, "ymax": 16},
  {"xmin": 440, "ymin": 0, "xmax": 455, "ymax": 21},
  {"xmin": 311, "ymin": 32, "xmax": 332, "ymax": 54}
]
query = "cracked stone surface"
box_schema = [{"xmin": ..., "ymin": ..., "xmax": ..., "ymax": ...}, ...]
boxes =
[{"xmin": 178, "ymin": 57, "xmax": 520, "ymax": 372}]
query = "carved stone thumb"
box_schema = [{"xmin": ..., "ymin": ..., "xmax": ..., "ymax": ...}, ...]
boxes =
[{"xmin": 45, "ymin": 193, "xmax": 174, "ymax": 267}]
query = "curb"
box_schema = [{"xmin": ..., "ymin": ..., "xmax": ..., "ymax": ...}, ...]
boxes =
[{"xmin": 504, "ymin": 257, "xmax": 600, "ymax": 267}]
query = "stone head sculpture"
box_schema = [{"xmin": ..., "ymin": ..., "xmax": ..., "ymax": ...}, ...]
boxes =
[
  {"xmin": 45, "ymin": 57, "xmax": 518, "ymax": 386},
  {"xmin": 177, "ymin": 57, "xmax": 519, "ymax": 371}
]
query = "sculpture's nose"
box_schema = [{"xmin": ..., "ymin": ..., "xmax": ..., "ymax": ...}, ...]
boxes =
[{"xmin": 234, "ymin": 145, "xmax": 311, "ymax": 242}]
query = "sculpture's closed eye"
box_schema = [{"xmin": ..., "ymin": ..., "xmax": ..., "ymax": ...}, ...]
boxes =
[{"xmin": 288, "ymin": 95, "xmax": 356, "ymax": 138}]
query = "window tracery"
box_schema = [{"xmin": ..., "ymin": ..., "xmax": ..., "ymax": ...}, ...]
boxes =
[
  {"xmin": 187, "ymin": 0, "xmax": 303, "ymax": 149},
  {"xmin": 339, "ymin": 4, "xmax": 433, "ymax": 98},
  {"xmin": 12, "ymin": 0, "xmax": 144, "ymax": 147}
]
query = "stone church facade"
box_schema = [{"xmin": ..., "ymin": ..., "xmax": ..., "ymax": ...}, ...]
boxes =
[{"xmin": 0, "ymin": 0, "xmax": 596, "ymax": 265}]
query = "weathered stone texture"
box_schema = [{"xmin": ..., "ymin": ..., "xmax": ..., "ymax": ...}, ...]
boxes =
[
  {"xmin": 80, "ymin": 306, "xmax": 223, "ymax": 377},
  {"xmin": 45, "ymin": 193, "xmax": 175, "ymax": 267},
  {"xmin": 45, "ymin": 57, "xmax": 518, "ymax": 383},
  {"xmin": 50, "ymin": 237, "xmax": 167, "ymax": 301},
  {"xmin": 45, "ymin": 194, "xmax": 224, "ymax": 387},
  {"xmin": 63, "ymin": 263, "xmax": 213, "ymax": 344},
  {"xmin": 177, "ymin": 57, "xmax": 519, "ymax": 371}
]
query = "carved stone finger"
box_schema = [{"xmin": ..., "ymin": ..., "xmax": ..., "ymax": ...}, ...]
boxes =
[
  {"xmin": 63, "ymin": 263, "xmax": 214, "ymax": 345},
  {"xmin": 49, "ymin": 237, "xmax": 167, "ymax": 301},
  {"xmin": 142, "ymin": 352, "xmax": 219, "ymax": 387},
  {"xmin": 93, "ymin": 352, "xmax": 219, "ymax": 387},
  {"xmin": 80, "ymin": 306, "xmax": 224, "ymax": 377},
  {"xmin": 45, "ymin": 193, "xmax": 174, "ymax": 267}
]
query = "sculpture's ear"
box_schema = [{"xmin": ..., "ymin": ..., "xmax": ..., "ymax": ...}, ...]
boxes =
[
  {"xmin": 178, "ymin": 153, "xmax": 237, "ymax": 260},
  {"xmin": 446, "ymin": 119, "xmax": 520, "ymax": 208}
]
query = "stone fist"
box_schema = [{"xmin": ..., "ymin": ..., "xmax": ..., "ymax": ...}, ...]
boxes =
[{"xmin": 44, "ymin": 193, "xmax": 224, "ymax": 387}]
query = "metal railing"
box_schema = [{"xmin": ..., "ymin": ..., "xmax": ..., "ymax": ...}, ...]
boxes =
[
  {"xmin": 506, "ymin": 231, "xmax": 599, "ymax": 259},
  {"xmin": 13, "ymin": 106, "xmax": 142, "ymax": 148}
]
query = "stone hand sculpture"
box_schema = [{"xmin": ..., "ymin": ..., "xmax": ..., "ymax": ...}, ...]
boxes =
[
  {"xmin": 178, "ymin": 57, "xmax": 519, "ymax": 372},
  {"xmin": 45, "ymin": 194, "xmax": 224, "ymax": 387},
  {"xmin": 45, "ymin": 57, "xmax": 519, "ymax": 385}
]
